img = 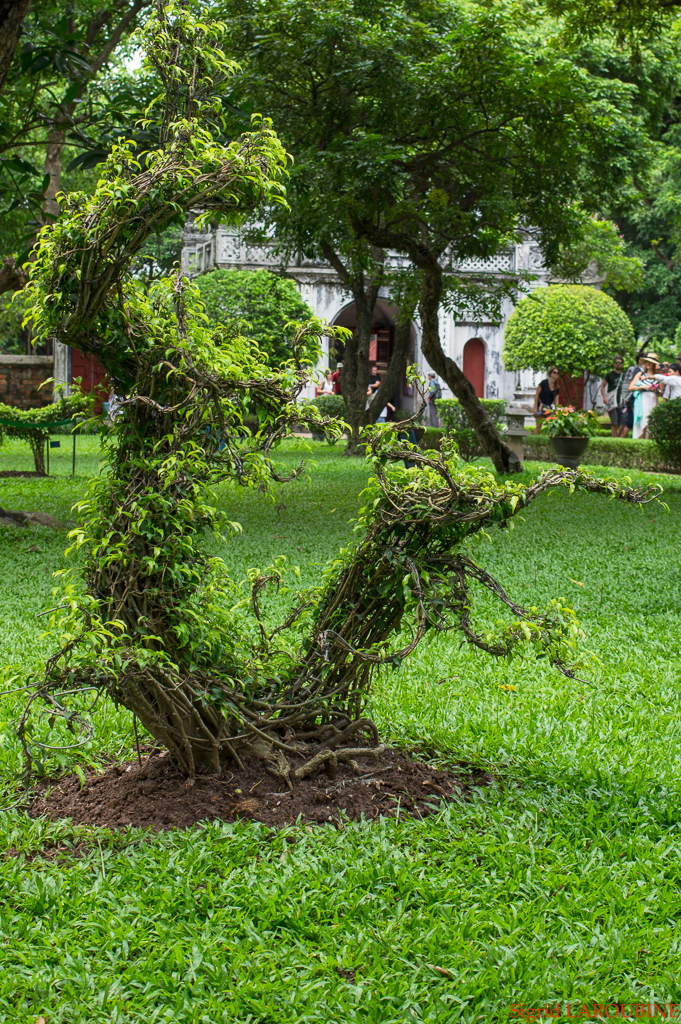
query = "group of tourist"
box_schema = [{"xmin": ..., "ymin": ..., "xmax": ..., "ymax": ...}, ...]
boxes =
[
  {"xmin": 599, "ymin": 352, "xmax": 681, "ymax": 438},
  {"xmin": 532, "ymin": 353, "xmax": 681, "ymax": 439}
]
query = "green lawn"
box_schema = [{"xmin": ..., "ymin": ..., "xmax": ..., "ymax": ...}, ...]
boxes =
[{"xmin": 1, "ymin": 439, "xmax": 681, "ymax": 1023}]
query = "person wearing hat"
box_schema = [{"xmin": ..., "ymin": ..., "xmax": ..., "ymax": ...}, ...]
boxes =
[{"xmin": 628, "ymin": 353, "xmax": 661, "ymax": 439}]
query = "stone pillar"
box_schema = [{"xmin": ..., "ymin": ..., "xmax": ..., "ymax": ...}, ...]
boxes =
[
  {"xmin": 504, "ymin": 404, "xmax": 530, "ymax": 464},
  {"xmin": 53, "ymin": 340, "xmax": 71, "ymax": 396}
]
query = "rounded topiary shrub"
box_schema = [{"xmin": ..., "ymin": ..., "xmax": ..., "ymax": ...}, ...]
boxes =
[
  {"xmin": 648, "ymin": 398, "xmax": 681, "ymax": 465},
  {"xmin": 503, "ymin": 285, "xmax": 635, "ymax": 378}
]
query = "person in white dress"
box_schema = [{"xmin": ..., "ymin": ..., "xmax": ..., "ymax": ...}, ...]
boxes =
[{"xmin": 628, "ymin": 354, "xmax": 661, "ymax": 439}]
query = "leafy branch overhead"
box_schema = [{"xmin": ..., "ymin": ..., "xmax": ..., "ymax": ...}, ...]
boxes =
[
  {"xmin": 551, "ymin": 217, "xmax": 645, "ymax": 291},
  {"xmin": 0, "ymin": 1, "xmax": 153, "ymax": 275}
]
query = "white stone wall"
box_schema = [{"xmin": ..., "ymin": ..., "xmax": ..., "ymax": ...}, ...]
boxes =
[{"xmin": 182, "ymin": 227, "xmax": 551, "ymax": 404}]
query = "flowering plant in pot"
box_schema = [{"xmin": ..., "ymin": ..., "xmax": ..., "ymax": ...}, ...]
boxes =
[{"xmin": 540, "ymin": 407, "xmax": 599, "ymax": 468}]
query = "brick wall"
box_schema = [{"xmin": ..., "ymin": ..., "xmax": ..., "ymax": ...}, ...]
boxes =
[{"xmin": 0, "ymin": 354, "xmax": 54, "ymax": 409}]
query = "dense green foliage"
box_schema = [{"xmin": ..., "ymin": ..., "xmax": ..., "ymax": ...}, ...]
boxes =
[
  {"xmin": 551, "ymin": 215, "xmax": 644, "ymax": 290},
  {"xmin": 195, "ymin": 268, "xmax": 316, "ymax": 367},
  {"xmin": 545, "ymin": 0, "xmax": 681, "ymax": 44},
  {"xmin": 21, "ymin": 3, "xmax": 654, "ymax": 782},
  {"xmin": 310, "ymin": 393, "xmax": 346, "ymax": 420},
  {"xmin": 568, "ymin": 35, "xmax": 681, "ymax": 349},
  {"xmin": 0, "ymin": 291, "xmax": 24, "ymax": 352},
  {"xmin": 1, "ymin": 443, "xmax": 680, "ymax": 1019},
  {"xmin": 648, "ymin": 396, "xmax": 681, "ymax": 464},
  {"xmin": 607, "ymin": 131, "xmax": 681, "ymax": 349},
  {"xmin": 219, "ymin": 0, "xmax": 657, "ymax": 468},
  {"xmin": 503, "ymin": 285, "xmax": 636, "ymax": 381},
  {"xmin": 0, "ymin": 0, "xmax": 150, "ymax": 266},
  {"xmin": 19, "ymin": 3, "xmax": 348, "ymax": 775},
  {"xmin": 225, "ymin": 0, "xmax": 650, "ymax": 293},
  {"xmin": 436, "ymin": 399, "xmax": 507, "ymax": 462}
]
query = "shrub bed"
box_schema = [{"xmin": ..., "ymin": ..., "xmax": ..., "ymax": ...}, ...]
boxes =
[
  {"xmin": 648, "ymin": 397, "xmax": 681, "ymax": 467},
  {"xmin": 421, "ymin": 427, "xmax": 445, "ymax": 450},
  {"xmin": 522, "ymin": 433, "xmax": 679, "ymax": 473},
  {"xmin": 420, "ymin": 428, "xmax": 679, "ymax": 473}
]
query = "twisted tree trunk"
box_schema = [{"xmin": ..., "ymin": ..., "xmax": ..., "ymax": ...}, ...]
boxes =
[
  {"xmin": 418, "ymin": 263, "xmax": 521, "ymax": 474},
  {"xmin": 19, "ymin": 2, "xmax": 657, "ymax": 784}
]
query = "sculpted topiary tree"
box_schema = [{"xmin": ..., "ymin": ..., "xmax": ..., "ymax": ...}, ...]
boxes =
[
  {"xmin": 503, "ymin": 285, "xmax": 636, "ymax": 406},
  {"xmin": 19, "ymin": 3, "xmax": 658, "ymax": 780}
]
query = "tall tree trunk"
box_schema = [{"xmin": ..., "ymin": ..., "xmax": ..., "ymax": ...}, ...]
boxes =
[
  {"xmin": 0, "ymin": 0, "xmax": 31, "ymax": 96},
  {"xmin": 322, "ymin": 245, "xmax": 383, "ymax": 453},
  {"xmin": 418, "ymin": 264, "xmax": 520, "ymax": 474},
  {"xmin": 367, "ymin": 316, "xmax": 413, "ymax": 422}
]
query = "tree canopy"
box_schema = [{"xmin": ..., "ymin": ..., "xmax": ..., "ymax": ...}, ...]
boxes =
[
  {"xmin": 195, "ymin": 269, "xmax": 316, "ymax": 367},
  {"xmin": 220, "ymin": 0, "xmax": 665, "ymax": 468},
  {"xmin": 0, "ymin": 0, "xmax": 152, "ymax": 291}
]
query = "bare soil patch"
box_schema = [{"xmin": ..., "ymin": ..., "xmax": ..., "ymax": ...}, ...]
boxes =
[
  {"xmin": 0, "ymin": 508, "xmax": 64, "ymax": 527},
  {"xmin": 0, "ymin": 471, "xmax": 45, "ymax": 479},
  {"xmin": 28, "ymin": 749, "xmax": 491, "ymax": 831}
]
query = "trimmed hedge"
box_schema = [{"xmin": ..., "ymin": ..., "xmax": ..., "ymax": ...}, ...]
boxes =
[
  {"xmin": 421, "ymin": 427, "xmax": 446, "ymax": 450},
  {"xmin": 435, "ymin": 398, "xmax": 507, "ymax": 461},
  {"xmin": 419, "ymin": 427, "xmax": 679, "ymax": 474},
  {"xmin": 522, "ymin": 433, "xmax": 679, "ymax": 473},
  {"xmin": 648, "ymin": 397, "xmax": 681, "ymax": 466},
  {"xmin": 310, "ymin": 394, "xmax": 346, "ymax": 419}
]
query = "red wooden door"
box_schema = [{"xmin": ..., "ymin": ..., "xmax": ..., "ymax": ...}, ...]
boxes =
[
  {"xmin": 463, "ymin": 338, "xmax": 485, "ymax": 397},
  {"xmin": 71, "ymin": 349, "xmax": 108, "ymax": 412}
]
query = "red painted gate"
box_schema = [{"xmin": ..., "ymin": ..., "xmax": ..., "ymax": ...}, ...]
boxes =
[{"xmin": 463, "ymin": 338, "xmax": 485, "ymax": 398}]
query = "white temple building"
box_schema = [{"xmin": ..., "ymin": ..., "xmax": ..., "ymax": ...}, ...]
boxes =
[{"xmin": 181, "ymin": 225, "xmax": 553, "ymax": 408}]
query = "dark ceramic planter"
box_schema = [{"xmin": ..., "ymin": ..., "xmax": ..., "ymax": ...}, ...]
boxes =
[{"xmin": 550, "ymin": 435, "xmax": 589, "ymax": 470}]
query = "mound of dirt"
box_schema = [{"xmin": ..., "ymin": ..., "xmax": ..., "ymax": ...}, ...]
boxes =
[
  {"xmin": 0, "ymin": 509, "xmax": 64, "ymax": 527},
  {"xmin": 28, "ymin": 749, "xmax": 491, "ymax": 831}
]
